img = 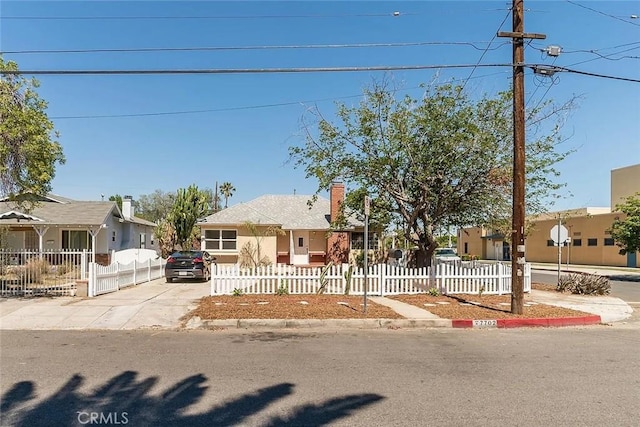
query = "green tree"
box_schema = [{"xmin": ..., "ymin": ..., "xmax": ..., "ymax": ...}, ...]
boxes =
[
  {"xmin": 168, "ymin": 185, "xmax": 209, "ymax": 250},
  {"xmin": 219, "ymin": 181, "xmax": 236, "ymax": 208},
  {"xmin": 611, "ymin": 193, "xmax": 640, "ymax": 255},
  {"xmin": 108, "ymin": 194, "xmax": 123, "ymax": 210},
  {"xmin": 0, "ymin": 58, "xmax": 65, "ymax": 208},
  {"xmin": 290, "ymin": 80, "xmax": 573, "ymax": 267},
  {"xmin": 136, "ymin": 189, "xmax": 176, "ymax": 223}
]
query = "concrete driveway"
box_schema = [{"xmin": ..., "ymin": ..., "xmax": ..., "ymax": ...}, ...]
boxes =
[{"xmin": 0, "ymin": 279, "xmax": 210, "ymax": 330}]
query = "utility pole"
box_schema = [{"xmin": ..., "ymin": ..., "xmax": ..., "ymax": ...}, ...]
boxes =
[{"xmin": 498, "ymin": 0, "xmax": 545, "ymax": 314}]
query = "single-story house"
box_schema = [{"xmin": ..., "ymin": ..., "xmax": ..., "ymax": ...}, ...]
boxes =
[
  {"xmin": 198, "ymin": 182, "xmax": 379, "ymax": 266},
  {"xmin": 0, "ymin": 194, "xmax": 157, "ymax": 264}
]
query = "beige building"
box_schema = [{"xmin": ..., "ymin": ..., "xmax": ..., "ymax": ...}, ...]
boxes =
[{"xmin": 458, "ymin": 164, "xmax": 639, "ymax": 268}]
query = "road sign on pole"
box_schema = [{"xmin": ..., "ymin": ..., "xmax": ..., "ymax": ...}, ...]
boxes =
[
  {"xmin": 550, "ymin": 224, "xmax": 568, "ymax": 244},
  {"xmin": 551, "ymin": 222, "xmax": 569, "ymax": 284}
]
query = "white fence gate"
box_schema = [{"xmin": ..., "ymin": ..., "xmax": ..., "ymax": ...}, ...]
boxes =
[
  {"xmin": 89, "ymin": 257, "xmax": 166, "ymax": 297},
  {"xmin": 211, "ymin": 262, "xmax": 531, "ymax": 296},
  {"xmin": 0, "ymin": 249, "xmax": 90, "ymax": 297}
]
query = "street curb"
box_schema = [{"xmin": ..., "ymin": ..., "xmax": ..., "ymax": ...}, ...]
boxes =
[
  {"xmin": 183, "ymin": 316, "xmax": 604, "ymax": 330},
  {"xmin": 451, "ymin": 315, "xmax": 602, "ymax": 329},
  {"xmin": 185, "ymin": 317, "xmax": 453, "ymax": 330}
]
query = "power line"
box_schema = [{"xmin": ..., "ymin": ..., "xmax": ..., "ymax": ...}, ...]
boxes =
[
  {"xmin": 565, "ymin": 46, "xmax": 640, "ymax": 67},
  {"xmin": 0, "ymin": 63, "xmax": 513, "ymax": 76},
  {"xmin": 1, "ymin": 41, "xmax": 511, "ymax": 55},
  {"xmin": 0, "ymin": 12, "xmax": 421, "ymax": 20},
  {"xmin": 4, "ymin": 63, "xmax": 635, "ymax": 82},
  {"xmin": 460, "ymin": 7, "xmax": 512, "ymax": 92},
  {"xmin": 0, "ymin": 9, "xmax": 523, "ymax": 21},
  {"xmin": 534, "ymin": 65, "xmax": 640, "ymax": 83},
  {"xmin": 565, "ymin": 0, "xmax": 640, "ymax": 27},
  {"xmin": 49, "ymin": 71, "xmax": 511, "ymax": 120}
]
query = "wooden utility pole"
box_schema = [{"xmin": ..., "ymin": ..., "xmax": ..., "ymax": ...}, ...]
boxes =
[{"xmin": 498, "ymin": 0, "xmax": 545, "ymax": 314}]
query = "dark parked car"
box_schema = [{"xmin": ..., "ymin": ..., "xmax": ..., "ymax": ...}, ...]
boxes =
[{"xmin": 165, "ymin": 251, "xmax": 213, "ymax": 283}]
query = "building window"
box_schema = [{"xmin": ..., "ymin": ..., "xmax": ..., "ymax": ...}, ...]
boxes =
[
  {"xmin": 587, "ymin": 238, "xmax": 597, "ymax": 246},
  {"xmin": 298, "ymin": 237, "xmax": 304, "ymax": 247},
  {"xmin": 140, "ymin": 233, "xmax": 146, "ymax": 249},
  {"xmin": 573, "ymin": 239, "xmax": 582, "ymax": 247},
  {"xmin": 464, "ymin": 242, "xmax": 468, "ymax": 254},
  {"xmin": 62, "ymin": 230, "xmax": 90, "ymax": 250},
  {"xmin": 604, "ymin": 238, "xmax": 615, "ymax": 246},
  {"xmin": 112, "ymin": 231, "xmax": 116, "ymax": 242},
  {"xmin": 351, "ymin": 232, "xmax": 379, "ymax": 250},
  {"xmin": 204, "ymin": 229, "xmax": 237, "ymax": 250},
  {"xmin": 546, "ymin": 240, "xmax": 555, "ymax": 247}
]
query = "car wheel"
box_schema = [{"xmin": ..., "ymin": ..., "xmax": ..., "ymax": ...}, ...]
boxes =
[{"xmin": 166, "ymin": 277, "xmax": 173, "ymax": 283}]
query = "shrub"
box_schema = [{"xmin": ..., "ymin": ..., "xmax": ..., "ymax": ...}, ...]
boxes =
[
  {"xmin": 557, "ymin": 273, "xmax": 611, "ymax": 295},
  {"xmin": 17, "ymin": 258, "xmax": 51, "ymax": 284},
  {"xmin": 56, "ymin": 262, "xmax": 75, "ymax": 276},
  {"xmin": 232, "ymin": 288, "xmax": 244, "ymax": 297},
  {"xmin": 427, "ymin": 287, "xmax": 440, "ymax": 297},
  {"xmin": 276, "ymin": 280, "xmax": 289, "ymax": 296}
]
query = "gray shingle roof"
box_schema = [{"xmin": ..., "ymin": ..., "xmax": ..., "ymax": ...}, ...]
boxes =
[
  {"xmin": 0, "ymin": 199, "xmax": 156, "ymax": 227},
  {"xmin": 199, "ymin": 194, "xmax": 363, "ymax": 230}
]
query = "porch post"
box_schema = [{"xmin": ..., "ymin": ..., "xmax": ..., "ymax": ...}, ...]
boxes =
[
  {"xmin": 88, "ymin": 225, "xmax": 105, "ymax": 264},
  {"xmin": 33, "ymin": 225, "xmax": 49, "ymax": 258},
  {"xmin": 289, "ymin": 230, "xmax": 294, "ymax": 265}
]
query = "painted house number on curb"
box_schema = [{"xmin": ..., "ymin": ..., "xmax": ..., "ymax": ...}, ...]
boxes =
[{"xmin": 473, "ymin": 320, "xmax": 498, "ymax": 327}]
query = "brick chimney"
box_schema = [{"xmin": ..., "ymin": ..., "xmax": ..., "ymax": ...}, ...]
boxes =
[
  {"xmin": 329, "ymin": 181, "xmax": 345, "ymax": 223},
  {"xmin": 327, "ymin": 182, "xmax": 349, "ymax": 264}
]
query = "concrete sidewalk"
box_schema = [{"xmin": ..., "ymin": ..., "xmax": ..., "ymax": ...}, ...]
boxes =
[{"xmin": 0, "ymin": 278, "xmax": 635, "ymax": 330}]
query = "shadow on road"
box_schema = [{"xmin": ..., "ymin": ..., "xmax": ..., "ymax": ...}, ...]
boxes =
[
  {"xmin": 0, "ymin": 371, "xmax": 384, "ymax": 426},
  {"xmin": 608, "ymin": 274, "xmax": 640, "ymax": 283}
]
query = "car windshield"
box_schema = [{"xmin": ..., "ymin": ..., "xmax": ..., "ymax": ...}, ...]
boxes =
[
  {"xmin": 170, "ymin": 251, "xmax": 203, "ymax": 258},
  {"xmin": 435, "ymin": 249, "xmax": 457, "ymax": 256}
]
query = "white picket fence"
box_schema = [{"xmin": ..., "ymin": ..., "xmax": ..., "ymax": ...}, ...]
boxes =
[
  {"xmin": 89, "ymin": 257, "xmax": 166, "ymax": 297},
  {"xmin": 211, "ymin": 262, "xmax": 531, "ymax": 296}
]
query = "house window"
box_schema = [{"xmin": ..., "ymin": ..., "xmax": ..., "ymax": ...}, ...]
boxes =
[
  {"xmin": 140, "ymin": 233, "xmax": 146, "ymax": 249},
  {"xmin": 351, "ymin": 232, "xmax": 379, "ymax": 250},
  {"xmin": 464, "ymin": 242, "xmax": 468, "ymax": 254},
  {"xmin": 604, "ymin": 238, "xmax": 615, "ymax": 246},
  {"xmin": 573, "ymin": 239, "xmax": 582, "ymax": 247},
  {"xmin": 587, "ymin": 238, "xmax": 597, "ymax": 246},
  {"xmin": 298, "ymin": 237, "xmax": 304, "ymax": 247},
  {"xmin": 112, "ymin": 231, "xmax": 116, "ymax": 242},
  {"xmin": 62, "ymin": 230, "xmax": 89, "ymax": 250},
  {"xmin": 204, "ymin": 229, "xmax": 237, "ymax": 250}
]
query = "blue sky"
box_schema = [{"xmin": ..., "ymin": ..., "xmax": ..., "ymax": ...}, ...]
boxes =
[{"xmin": 1, "ymin": 0, "xmax": 639, "ymax": 211}]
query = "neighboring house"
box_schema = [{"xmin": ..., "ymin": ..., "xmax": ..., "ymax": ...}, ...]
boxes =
[
  {"xmin": 198, "ymin": 182, "xmax": 377, "ymax": 266},
  {"xmin": 0, "ymin": 194, "xmax": 157, "ymax": 264},
  {"xmin": 457, "ymin": 164, "xmax": 640, "ymax": 268}
]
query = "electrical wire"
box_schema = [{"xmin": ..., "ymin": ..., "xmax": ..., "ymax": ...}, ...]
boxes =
[
  {"xmin": 565, "ymin": 46, "xmax": 640, "ymax": 67},
  {"xmin": 49, "ymin": 71, "xmax": 510, "ymax": 120},
  {"xmin": 0, "ymin": 63, "xmax": 513, "ymax": 75},
  {"xmin": 4, "ymin": 63, "xmax": 635, "ymax": 82},
  {"xmin": 0, "ymin": 12, "xmax": 416, "ymax": 20},
  {"xmin": 565, "ymin": 0, "xmax": 640, "ymax": 27},
  {"xmin": 1, "ymin": 41, "xmax": 511, "ymax": 55},
  {"xmin": 530, "ymin": 65, "xmax": 640, "ymax": 83},
  {"xmin": 459, "ymin": 7, "xmax": 512, "ymax": 92}
]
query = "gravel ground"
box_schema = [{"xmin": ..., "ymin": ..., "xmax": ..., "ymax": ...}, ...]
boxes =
[
  {"xmin": 186, "ymin": 295, "xmax": 404, "ymax": 320},
  {"xmin": 186, "ymin": 285, "xmax": 591, "ymax": 321}
]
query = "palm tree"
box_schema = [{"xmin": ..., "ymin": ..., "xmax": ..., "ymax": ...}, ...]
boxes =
[{"xmin": 220, "ymin": 182, "xmax": 236, "ymax": 208}]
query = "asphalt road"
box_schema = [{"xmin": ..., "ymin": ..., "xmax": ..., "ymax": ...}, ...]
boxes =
[
  {"xmin": 532, "ymin": 270, "xmax": 640, "ymax": 303},
  {"xmin": 1, "ymin": 329, "xmax": 639, "ymax": 427}
]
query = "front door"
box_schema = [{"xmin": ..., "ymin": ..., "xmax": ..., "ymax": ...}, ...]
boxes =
[
  {"xmin": 292, "ymin": 231, "xmax": 309, "ymax": 265},
  {"xmin": 628, "ymin": 251, "xmax": 638, "ymax": 268}
]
